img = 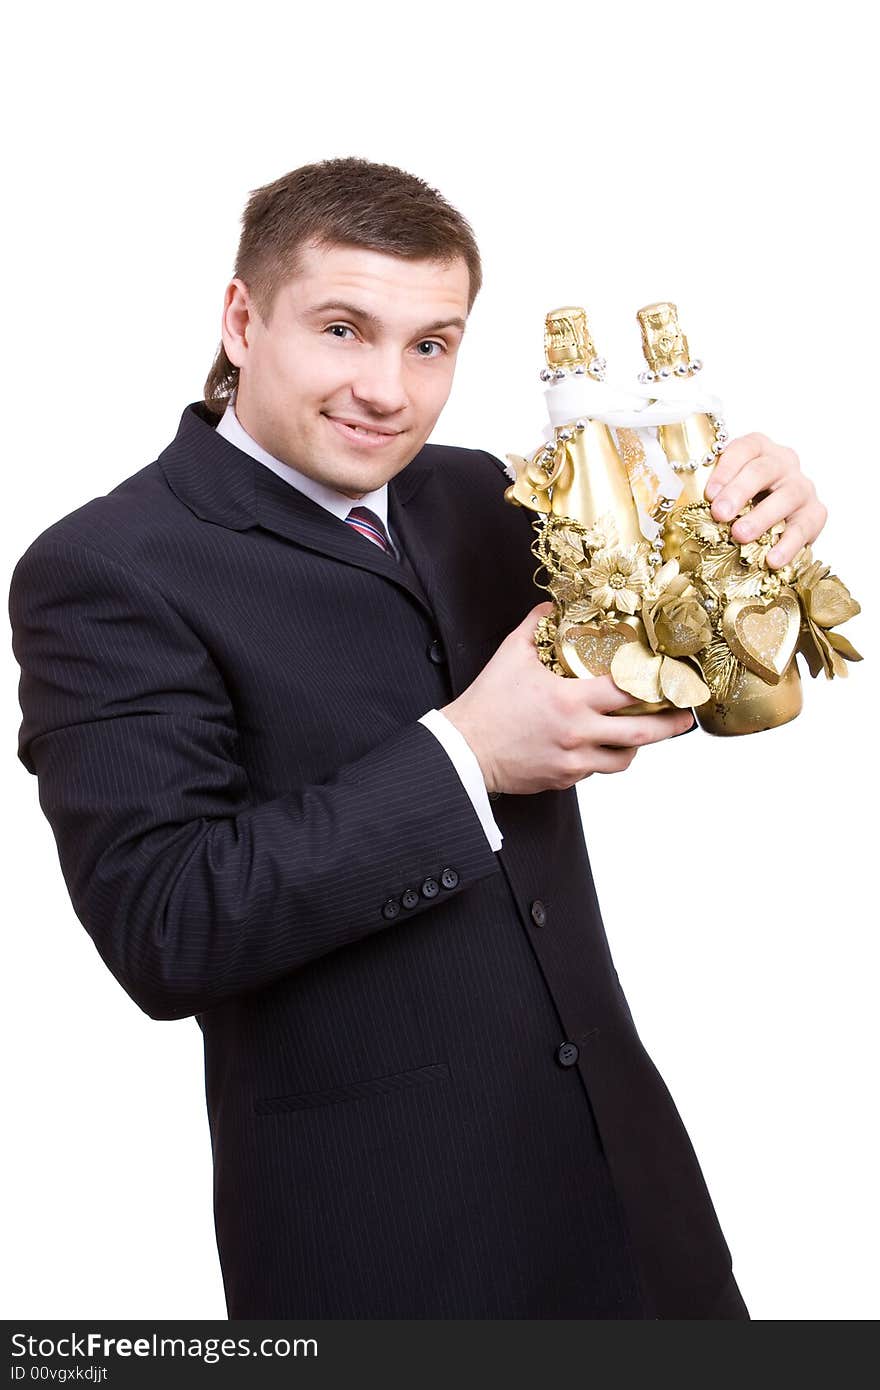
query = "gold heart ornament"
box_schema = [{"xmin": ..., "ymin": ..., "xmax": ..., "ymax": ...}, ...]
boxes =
[
  {"xmin": 557, "ymin": 619, "xmax": 639, "ymax": 680},
  {"xmin": 721, "ymin": 589, "xmax": 800, "ymax": 685}
]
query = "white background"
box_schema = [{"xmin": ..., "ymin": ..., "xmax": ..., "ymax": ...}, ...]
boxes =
[{"xmin": 2, "ymin": 0, "xmax": 876, "ymax": 1321}]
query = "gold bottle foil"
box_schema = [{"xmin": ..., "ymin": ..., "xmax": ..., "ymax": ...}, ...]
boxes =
[
  {"xmin": 637, "ymin": 302, "xmax": 690, "ymax": 373},
  {"xmin": 544, "ymin": 306, "xmax": 596, "ymax": 369}
]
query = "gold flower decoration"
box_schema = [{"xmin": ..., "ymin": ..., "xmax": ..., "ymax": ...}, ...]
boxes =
[
  {"xmin": 794, "ymin": 560, "xmax": 862, "ymax": 678},
  {"xmin": 609, "ymin": 562, "xmax": 711, "ymax": 708},
  {"xmin": 761, "ymin": 571, "xmax": 784, "ymax": 598},
  {"xmin": 534, "ymin": 613, "xmax": 564, "ymax": 674},
  {"xmin": 644, "ymin": 578, "xmax": 714, "ymax": 658},
  {"xmin": 584, "ymin": 545, "xmax": 650, "ymax": 615}
]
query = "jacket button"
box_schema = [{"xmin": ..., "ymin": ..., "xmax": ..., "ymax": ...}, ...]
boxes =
[
  {"xmin": 401, "ymin": 888, "xmax": 420, "ymax": 910},
  {"xmin": 530, "ymin": 899, "xmax": 547, "ymax": 927},
  {"xmin": 381, "ymin": 899, "xmax": 400, "ymax": 921},
  {"xmin": 421, "ymin": 877, "xmax": 440, "ymax": 898},
  {"xmin": 427, "ymin": 639, "xmax": 446, "ymax": 664},
  {"xmin": 556, "ymin": 1041, "xmax": 579, "ymax": 1068},
  {"xmin": 440, "ymin": 867, "xmax": 459, "ymax": 890}
]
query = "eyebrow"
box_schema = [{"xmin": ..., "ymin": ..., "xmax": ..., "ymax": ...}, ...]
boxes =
[{"xmin": 304, "ymin": 300, "xmax": 467, "ymax": 335}]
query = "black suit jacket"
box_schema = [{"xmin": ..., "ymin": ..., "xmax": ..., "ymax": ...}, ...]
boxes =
[{"xmin": 9, "ymin": 402, "xmax": 733, "ymax": 1317}]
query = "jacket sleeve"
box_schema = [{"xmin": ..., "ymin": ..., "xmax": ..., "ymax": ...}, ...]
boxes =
[{"xmin": 9, "ymin": 536, "xmax": 502, "ymax": 1021}]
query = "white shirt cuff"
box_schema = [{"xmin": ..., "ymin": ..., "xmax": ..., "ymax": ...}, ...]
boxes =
[{"xmin": 418, "ymin": 709, "xmax": 503, "ymax": 852}]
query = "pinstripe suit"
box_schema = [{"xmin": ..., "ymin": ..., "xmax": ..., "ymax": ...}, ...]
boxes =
[{"xmin": 9, "ymin": 401, "xmax": 745, "ymax": 1318}]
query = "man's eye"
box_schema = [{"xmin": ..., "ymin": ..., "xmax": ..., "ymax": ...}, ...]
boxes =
[
  {"xmin": 415, "ymin": 340, "xmax": 445, "ymax": 357},
  {"xmin": 325, "ymin": 324, "xmax": 356, "ymax": 340}
]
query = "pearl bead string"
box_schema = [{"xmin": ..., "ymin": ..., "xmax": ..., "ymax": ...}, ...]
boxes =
[{"xmin": 539, "ymin": 357, "xmax": 607, "ymax": 384}]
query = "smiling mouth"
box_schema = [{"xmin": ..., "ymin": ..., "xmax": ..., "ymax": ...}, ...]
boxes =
[{"xmin": 324, "ymin": 415, "xmax": 401, "ymax": 441}]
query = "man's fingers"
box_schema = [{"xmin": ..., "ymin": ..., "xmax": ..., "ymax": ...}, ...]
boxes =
[
  {"xmin": 708, "ymin": 454, "xmax": 781, "ymax": 521},
  {"xmin": 766, "ymin": 509, "xmax": 806, "ymax": 568},
  {"xmin": 728, "ymin": 480, "xmax": 803, "ymax": 542},
  {"xmin": 582, "ymin": 675, "xmax": 694, "ymax": 731},
  {"xmin": 591, "ymin": 745, "xmax": 638, "ymax": 775},
  {"xmin": 597, "ymin": 705, "xmax": 695, "ymax": 746},
  {"xmin": 585, "ymin": 674, "xmax": 649, "ymax": 714},
  {"xmin": 703, "ymin": 432, "xmax": 765, "ymax": 499},
  {"xmin": 519, "ymin": 600, "xmax": 554, "ymax": 637}
]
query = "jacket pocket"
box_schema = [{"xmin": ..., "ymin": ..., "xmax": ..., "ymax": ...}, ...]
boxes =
[{"xmin": 254, "ymin": 1062, "xmax": 450, "ymax": 1115}]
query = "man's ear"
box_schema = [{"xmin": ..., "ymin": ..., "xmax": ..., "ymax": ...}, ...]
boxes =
[{"xmin": 220, "ymin": 277, "xmax": 252, "ymax": 369}]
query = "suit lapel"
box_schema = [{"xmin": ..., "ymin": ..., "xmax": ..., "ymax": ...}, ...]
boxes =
[
  {"xmin": 158, "ymin": 401, "xmax": 507, "ymax": 698},
  {"xmin": 158, "ymin": 402, "xmax": 436, "ymax": 619}
]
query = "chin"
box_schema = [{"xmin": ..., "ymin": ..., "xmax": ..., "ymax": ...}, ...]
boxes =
[{"xmin": 335, "ymin": 449, "xmax": 415, "ymax": 491}]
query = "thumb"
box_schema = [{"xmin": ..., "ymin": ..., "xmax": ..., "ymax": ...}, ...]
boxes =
[{"xmin": 514, "ymin": 599, "xmax": 554, "ymax": 642}]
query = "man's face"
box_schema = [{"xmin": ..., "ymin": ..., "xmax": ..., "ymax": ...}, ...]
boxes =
[{"xmin": 222, "ymin": 240, "xmax": 471, "ymax": 499}]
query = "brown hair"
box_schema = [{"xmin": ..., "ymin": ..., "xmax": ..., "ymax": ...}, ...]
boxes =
[{"xmin": 203, "ymin": 157, "xmax": 483, "ymax": 414}]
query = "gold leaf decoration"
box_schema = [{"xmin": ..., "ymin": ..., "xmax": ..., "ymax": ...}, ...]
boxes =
[
  {"xmin": 548, "ymin": 534, "xmax": 583, "ymax": 568},
  {"xmin": 721, "ymin": 568, "xmax": 765, "ymax": 601},
  {"xmin": 659, "ymin": 656, "xmax": 710, "ymax": 707},
  {"xmin": 678, "ymin": 539, "xmax": 703, "ymax": 572},
  {"xmin": 700, "ymin": 637, "xmax": 746, "ymax": 701},
  {"xmin": 799, "ymin": 610, "xmax": 862, "ymax": 680},
  {"xmin": 676, "ymin": 503, "xmax": 726, "ymax": 545},
  {"xmin": 558, "ymin": 525, "xmax": 590, "ymax": 556},
  {"xmin": 610, "ymin": 641, "xmax": 663, "ymax": 703},
  {"xmin": 564, "ymin": 597, "xmax": 606, "ymax": 624},
  {"xmin": 827, "ymin": 630, "xmax": 863, "ymax": 662},
  {"xmin": 549, "ymin": 574, "xmax": 582, "ymax": 605},
  {"xmin": 796, "ymin": 629, "xmax": 825, "ymax": 679},
  {"xmin": 699, "ymin": 543, "xmax": 745, "ymax": 585}
]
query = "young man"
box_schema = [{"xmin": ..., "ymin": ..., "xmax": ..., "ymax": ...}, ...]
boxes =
[{"xmin": 9, "ymin": 157, "xmax": 826, "ymax": 1319}]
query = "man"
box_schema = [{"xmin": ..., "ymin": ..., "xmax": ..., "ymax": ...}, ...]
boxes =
[{"xmin": 9, "ymin": 157, "xmax": 826, "ymax": 1319}]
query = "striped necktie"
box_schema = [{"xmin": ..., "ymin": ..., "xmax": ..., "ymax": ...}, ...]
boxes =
[{"xmin": 345, "ymin": 505, "xmax": 394, "ymax": 555}]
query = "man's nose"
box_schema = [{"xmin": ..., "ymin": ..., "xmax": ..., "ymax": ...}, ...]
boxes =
[{"xmin": 350, "ymin": 347, "xmax": 409, "ymax": 416}]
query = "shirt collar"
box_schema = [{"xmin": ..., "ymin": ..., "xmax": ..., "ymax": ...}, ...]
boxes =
[{"xmin": 215, "ymin": 397, "xmax": 392, "ymax": 534}]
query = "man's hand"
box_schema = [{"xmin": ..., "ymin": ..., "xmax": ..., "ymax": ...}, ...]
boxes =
[
  {"xmin": 441, "ymin": 602, "xmax": 695, "ymax": 796},
  {"xmin": 703, "ymin": 431, "xmax": 827, "ymax": 569}
]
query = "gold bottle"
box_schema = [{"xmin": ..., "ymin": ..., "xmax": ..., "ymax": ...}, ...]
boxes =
[
  {"xmin": 636, "ymin": 302, "xmax": 720, "ymax": 564},
  {"xmin": 637, "ymin": 301, "xmax": 803, "ymax": 734},
  {"xmin": 507, "ymin": 308, "xmax": 667, "ymax": 710},
  {"xmin": 542, "ymin": 307, "xmax": 643, "ymax": 546},
  {"xmin": 506, "ymin": 301, "xmax": 861, "ymax": 733}
]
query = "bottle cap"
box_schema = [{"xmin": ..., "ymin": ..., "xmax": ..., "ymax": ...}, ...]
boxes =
[
  {"xmin": 637, "ymin": 302, "xmax": 691, "ymax": 373},
  {"xmin": 544, "ymin": 306, "xmax": 597, "ymax": 369}
]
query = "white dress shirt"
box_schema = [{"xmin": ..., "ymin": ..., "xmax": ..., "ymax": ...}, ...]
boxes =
[{"xmin": 215, "ymin": 399, "xmax": 503, "ymax": 851}]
